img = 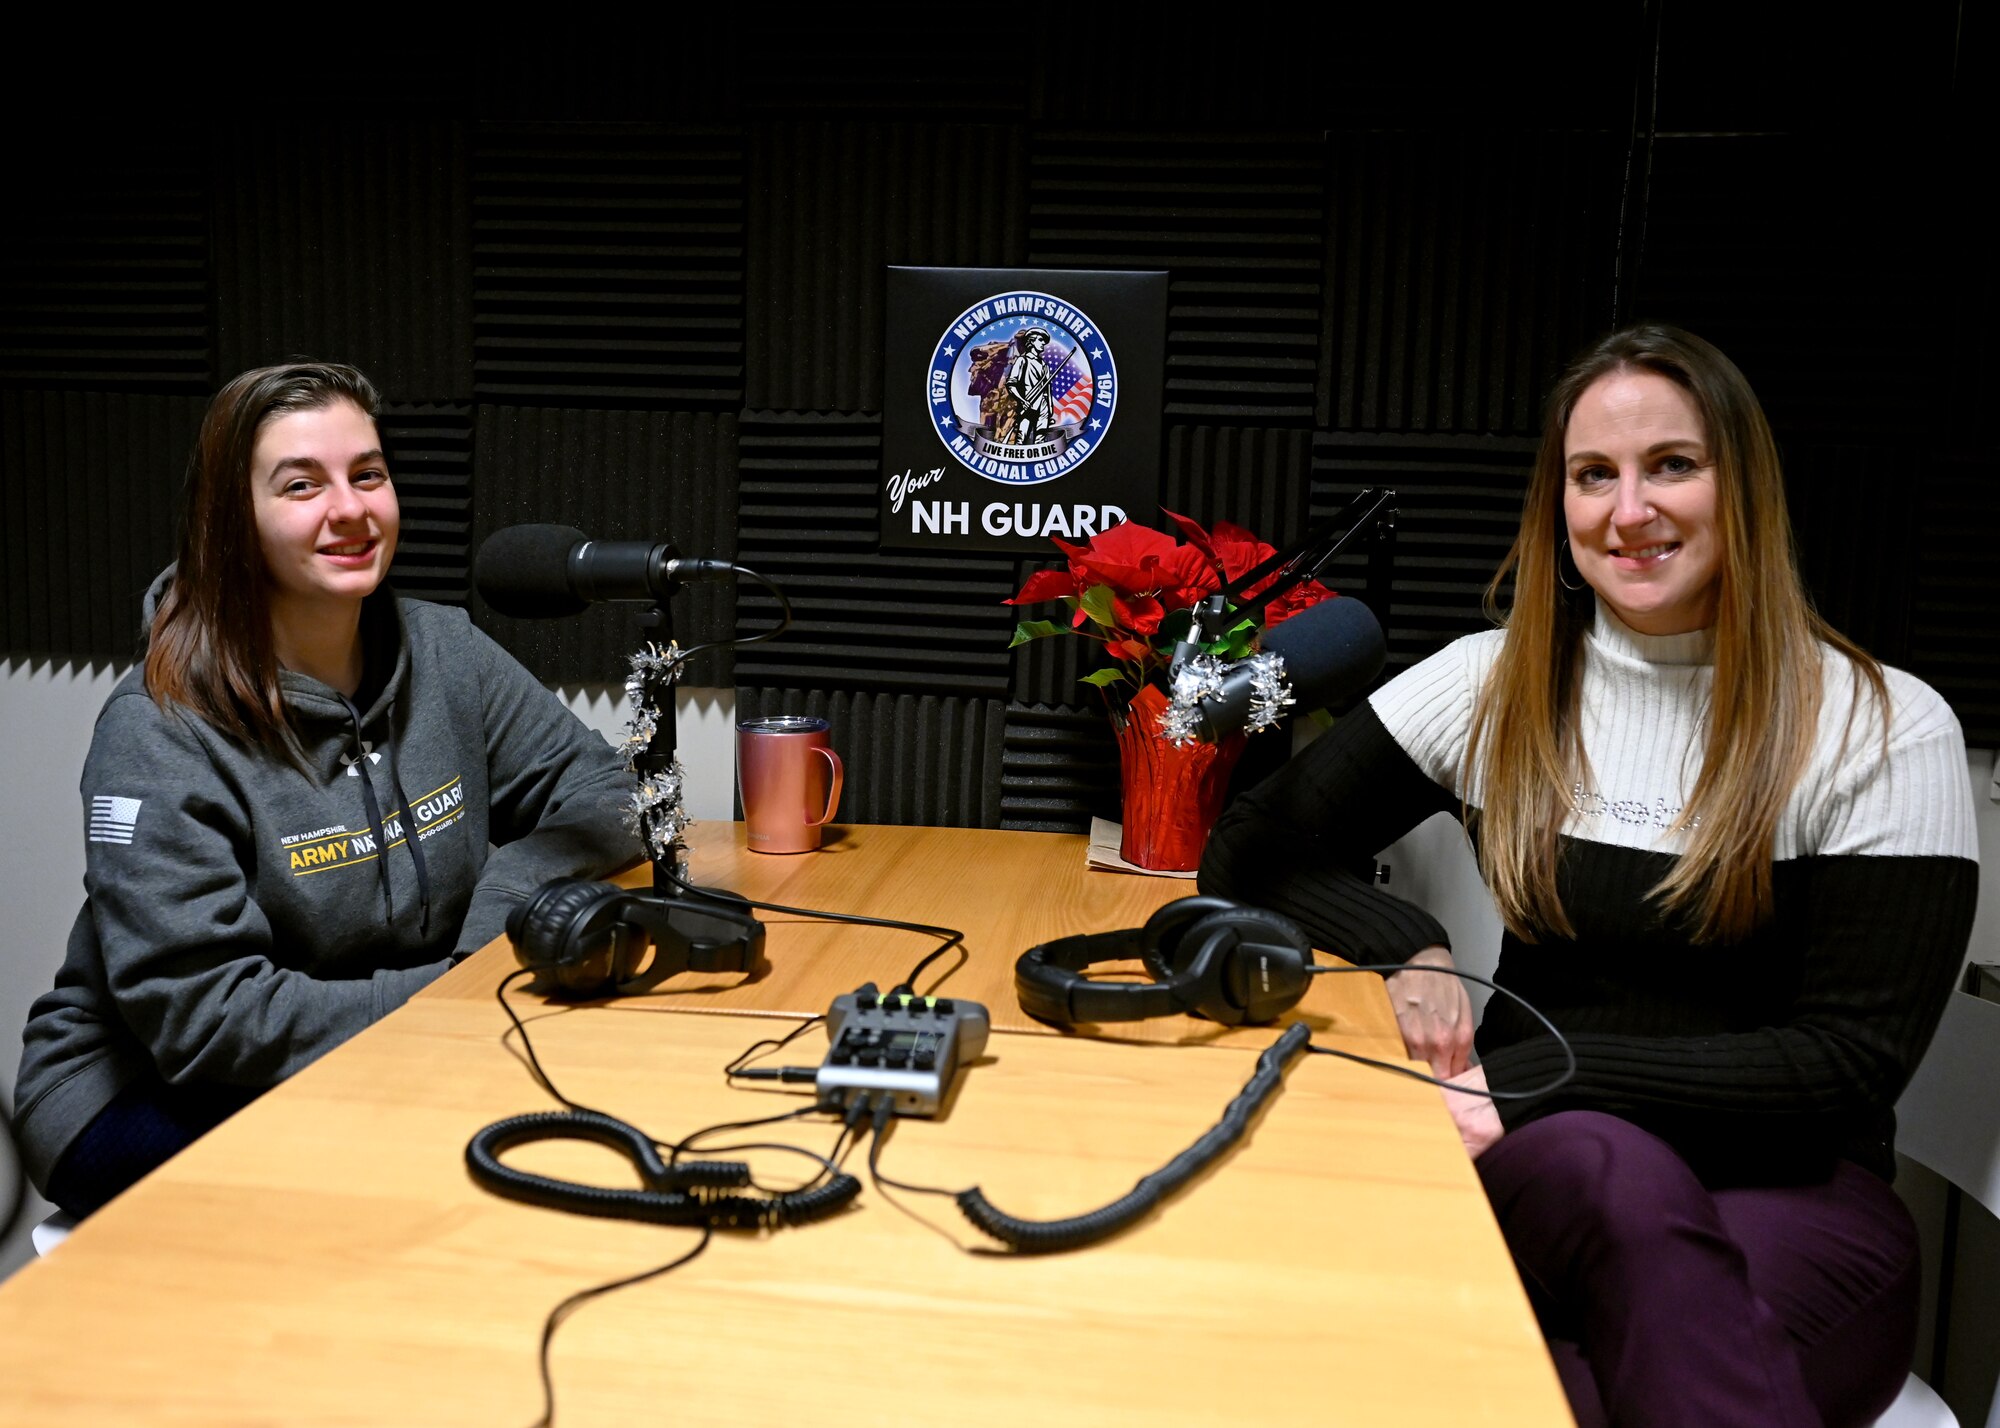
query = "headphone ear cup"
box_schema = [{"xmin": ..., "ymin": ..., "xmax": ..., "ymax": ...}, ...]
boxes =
[
  {"xmin": 1137, "ymin": 897, "xmax": 1249, "ymax": 981},
  {"xmin": 509, "ymin": 880, "xmax": 628, "ymax": 995},
  {"xmin": 1160, "ymin": 906, "xmax": 1313, "ymax": 1026}
]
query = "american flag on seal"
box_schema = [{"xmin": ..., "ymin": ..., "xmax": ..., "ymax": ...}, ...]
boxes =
[{"xmin": 1047, "ymin": 344, "xmax": 1095, "ymax": 427}]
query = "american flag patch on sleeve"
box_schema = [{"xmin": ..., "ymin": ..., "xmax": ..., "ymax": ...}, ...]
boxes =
[{"xmin": 88, "ymin": 795, "xmax": 144, "ymax": 845}]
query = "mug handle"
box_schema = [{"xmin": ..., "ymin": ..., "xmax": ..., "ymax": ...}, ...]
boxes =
[{"xmin": 805, "ymin": 747, "xmax": 844, "ymax": 827}]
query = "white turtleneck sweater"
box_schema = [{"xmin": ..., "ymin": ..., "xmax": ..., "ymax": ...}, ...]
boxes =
[{"xmin": 1200, "ymin": 605, "xmax": 1979, "ymax": 1181}]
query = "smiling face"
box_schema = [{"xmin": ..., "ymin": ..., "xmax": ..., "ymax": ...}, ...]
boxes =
[
  {"xmin": 249, "ymin": 399, "xmax": 399, "ymax": 618},
  {"xmin": 1561, "ymin": 369, "xmax": 1722, "ymax": 636}
]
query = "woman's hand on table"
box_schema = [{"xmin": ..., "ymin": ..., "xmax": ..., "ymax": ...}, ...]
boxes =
[
  {"xmin": 1384, "ymin": 944, "xmax": 1473, "ymax": 1079},
  {"xmin": 1441, "ymin": 1064, "xmax": 1504, "ymax": 1159}
]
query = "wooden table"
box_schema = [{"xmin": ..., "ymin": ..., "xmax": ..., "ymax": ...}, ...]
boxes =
[
  {"xmin": 426, "ymin": 822, "xmax": 1411, "ymax": 1056},
  {"xmin": 0, "ymin": 825, "xmax": 1572, "ymax": 1427}
]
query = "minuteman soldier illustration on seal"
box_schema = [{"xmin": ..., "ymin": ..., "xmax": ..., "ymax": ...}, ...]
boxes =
[{"xmin": 1005, "ymin": 326, "xmax": 1055, "ymax": 446}]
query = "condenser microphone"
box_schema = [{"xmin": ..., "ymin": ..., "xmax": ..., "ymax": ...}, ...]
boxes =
[
  {"xmin": 1174, "ymin": 597, "xmax": 1386, "ymax": 743},
  {"xmin": 475, "ymin": 524, "xmax": 735, "ymax": 618}
]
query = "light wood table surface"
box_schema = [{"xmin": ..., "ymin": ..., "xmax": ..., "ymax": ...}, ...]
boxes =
[
  {"xmin": 426, "ymin": 821, "xmax": 1410, "ymax": 1057},
  {"xmin": 0, "ymin": 825, "xmax": 1571, "ymax": 1426}
]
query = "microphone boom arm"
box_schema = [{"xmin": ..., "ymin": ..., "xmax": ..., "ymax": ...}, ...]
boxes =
[{"xmin": 1176, "ymin": 487, "xmax": 1399, "ymax": 670}]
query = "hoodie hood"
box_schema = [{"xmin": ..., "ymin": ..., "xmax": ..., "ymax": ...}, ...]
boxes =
[{"xmin": 141, "ymin": 563, "xmax": 175, "ymax": 627}]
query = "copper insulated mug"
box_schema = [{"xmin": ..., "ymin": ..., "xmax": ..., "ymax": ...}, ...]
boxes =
[{"xmin": 736, "ymin": 716, "xmax": 844, "ymax": 853}]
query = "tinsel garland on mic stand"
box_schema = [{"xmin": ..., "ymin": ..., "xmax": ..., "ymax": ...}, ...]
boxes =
[
  {"xmin": 1160, "ymin": 651, "xmax": 1293, "ymax": 747},
  {"xmin": 620, "ymin": 636, "xmax": 692, "ymax": 894}
]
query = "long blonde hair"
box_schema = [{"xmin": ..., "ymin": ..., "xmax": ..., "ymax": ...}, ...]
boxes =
[{"xmin": 1467, "ymin": 325, "xmax": 1884, "ymax": 945}]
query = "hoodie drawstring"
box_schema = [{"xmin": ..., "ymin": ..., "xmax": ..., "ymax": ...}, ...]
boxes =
[
  {"xmin": 337, "ymin": 693, "xmax": 432, "ymax": 935},
  {"xmin": 401, "ymin": 765, "xmax": 432, "ymax": 936}
]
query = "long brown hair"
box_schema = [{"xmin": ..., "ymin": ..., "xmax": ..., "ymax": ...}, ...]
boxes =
[
  {"xmin": 144, "ymin": 362, "xmax": 384, "ymax": 754},
  {"xmin": 1467, "ymin": 324, "xmax": 1884, "ymax": 944}
]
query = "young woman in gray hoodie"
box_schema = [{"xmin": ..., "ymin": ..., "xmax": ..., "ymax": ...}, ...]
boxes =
[{"xmin": 13, "ymin": 362, "xmax": 643, "ymax": 1218}]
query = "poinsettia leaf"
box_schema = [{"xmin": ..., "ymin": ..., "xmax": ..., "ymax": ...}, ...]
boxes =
[
  {"xmin": 1080, "ymin": 667, "xmax": 1129, "ymax": 688},
  {"xmin": 1076, "ymin": 583, "xmax": 1119, "ymax": 628},
  {"xmin": 1006, "ymin": 568, "xmax": 1076, "ymax": 606},
  {"xmin": 1159, "ymin": 507, "xmax": 1219, "ymax": 561},
  {"xmin": 1007, "ymin": 620, "xmax": 1068, "ymax": 648},
  {"xmin": 1157, "ymin": 607, "xmax": 1195, "ymax": 642}
]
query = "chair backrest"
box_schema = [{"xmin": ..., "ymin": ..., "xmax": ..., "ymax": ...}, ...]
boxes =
[
  {"xmin": 1895, "ymin": 985, "xmax": 2000, "ymax": 1428},
  {"xmin": 1896, "ymin": 986, "xmax": 2000, "ymax": 1218}
]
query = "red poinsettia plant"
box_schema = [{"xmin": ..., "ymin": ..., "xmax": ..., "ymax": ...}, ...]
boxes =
[{"xmin": 1005, "ymin": 510, "xmax": 1335, "ymax": 709}]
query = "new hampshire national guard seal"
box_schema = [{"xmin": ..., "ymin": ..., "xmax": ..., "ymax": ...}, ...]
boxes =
[{"xmin": 928, "ymin": 291, "xmax": 1118, "ymax": 485}]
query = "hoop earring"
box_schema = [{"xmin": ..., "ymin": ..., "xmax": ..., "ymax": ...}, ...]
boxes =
[{"xmin": 1558, "ymin": 539, "xmax": 1587, "ymax": 593}]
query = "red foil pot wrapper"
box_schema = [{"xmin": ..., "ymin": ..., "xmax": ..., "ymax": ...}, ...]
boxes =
[{"xmin": 1113, "ymin": 683, "xmax": 1248, "ymax": 872}]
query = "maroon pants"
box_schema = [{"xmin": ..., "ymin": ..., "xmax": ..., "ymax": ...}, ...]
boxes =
[{"xmin": 1477, "ymin": 1111, "xmax": 1919, "ymax": 1427}]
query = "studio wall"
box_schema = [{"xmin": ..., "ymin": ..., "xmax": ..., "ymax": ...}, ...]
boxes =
[{"xmin": 3, "ymin": 7, "xmax": 1991, "ymax": 836}]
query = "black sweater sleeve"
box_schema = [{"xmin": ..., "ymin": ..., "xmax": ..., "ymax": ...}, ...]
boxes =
[
  {"xmin": 1199, "ymin": 701, "xmax": 1458, "ymax": 966},
  {"xmin": 1481, "ymin": 853, "xmax": 1978, "ymax": 1159}
]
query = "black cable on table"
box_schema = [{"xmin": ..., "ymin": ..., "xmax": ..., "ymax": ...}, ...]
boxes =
[
  {"xmin": 495, "ymin": 968, "xmax": 615, "ymax": 1118},
  {"xmin": 723, "ymin": 1015, "xmax": 827, "ymax": 1083},
  {"xmin": 653, "ymin": 863, "xmax": 968, "ymax": 995},
  {"xmin": 525, "ymin": 1225, "xmax": 712, "ymax": 1428},
  {"xmin": 865, "ymin": 1026, "xmax": 1313, "ymax": 1255}
]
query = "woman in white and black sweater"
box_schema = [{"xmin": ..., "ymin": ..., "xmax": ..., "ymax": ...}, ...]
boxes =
[{"xmin": 1200, "ymin": 325, "xmax": 1977, "ymax": 1427}]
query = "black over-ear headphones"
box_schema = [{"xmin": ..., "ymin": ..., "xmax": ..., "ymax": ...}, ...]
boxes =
[
  {"xmin": 506, "ymin": 879, "xmax": 767, "ymax": 998},
  {"xmin": 1014, "ymin": 897, "xmax": 1315, "ymax": 1027}
]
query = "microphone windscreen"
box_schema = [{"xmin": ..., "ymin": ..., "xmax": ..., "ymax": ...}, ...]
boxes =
[
  {"xmin": 1264, "ymin": 597, "xmax": 1387, "ymax": 714},
  {"xmin": 475, "ymin": 524, "xmax": 589, "ymax": 618}
]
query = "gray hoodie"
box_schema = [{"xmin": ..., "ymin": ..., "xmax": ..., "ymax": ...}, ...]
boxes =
[{"xmin": 12, "ymin": 578, "xmax": 642, "ymax": 1186}]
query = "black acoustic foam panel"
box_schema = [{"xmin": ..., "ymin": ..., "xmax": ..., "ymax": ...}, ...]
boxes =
[
  {"xmin": 735, "ymin": 687, "xmax": 1004, "ymax": 829},
  {"xmin": 1781, "ymin": 441, "xmax": 1918, "ymax": 672},
  {"xmin": 472, "ymin": 123, "xmax": 745, "ymax": 409},
  {"xmin": 471, "ymin": 405, "xmax": 738, "ymax": 688},
  {"xmin": 1632, "ymin": 130, "xmax": 1997, "ymax": 739},
  {"xmin": 1026, "ymin": 131, "xmax": 1326, "ymax": 425},
  {"xmin": 1000, "ymin": 703, "xmax": 1120, "ymax": 833},
  {"xmin": 1911, "ymin": 461, "xmax": 2000, "ymax": 746},
  {"xmin": 1, "ymin": 125, "xmax": 209, "ymax": 392},
  {"xmin": 1632, "ymin": 134, "xmax": 1939, "ymax": 441},
  {"xmin": 1, "ymin": 390, "xmax": 201, "ymax": 662},
  {"xmin": 1309, "ymin": 432, "xmax": 1539, "ymax": 679},
  {"xmin": 734, "ymin": 411, "xmax": 1017, "ymax": 698},
  {"xmin": 212, "ymin": 121, "xmax": 471, "ymax": 402},
  {"xmin": 1031, "ymin": 12, "xmax": 1633, "ymax": 130},
  {"xmin": 1320, "ymin": 130, "xmax": 1623, "ymax": 436},
  {"xmin": 1650, "ymin": 1, "xmax": 1961, "ymax": 135},
  {"xmin": 736, "ymin": 27, "xmax": 1022, "ymax": 120},
  {"xmin": 381, "ymin": 405, "xmax": 475, "ymax": 610},
  {"xmin": 470, "ymin": 38, "xmax": 744, "ymax": 124},
  {"xmin": 9, "ymin": 17, "xmax": 1992, "ymax": 772},
  {"xmin": 1163, "ymin": 425, "xmax": 1314, "ymax": 551},
  {"xmin": 743, "ymin": 122, "xmax": 1027, "ymax": 414}
]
